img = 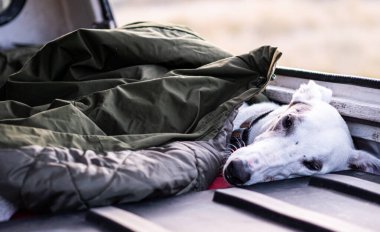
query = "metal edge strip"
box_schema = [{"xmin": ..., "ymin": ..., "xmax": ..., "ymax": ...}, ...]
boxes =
[
  {"xmin": 275, "ymin": 66, "xmax": 380, "ymax": 89},
  {"xmin": 309, "ymin": 173, "xmax": 380, "ymax": 204},
  {"xmin": 213, "ymin": 188, "xmax": 373, "ymax": 232},
  {"xmin": 86, "ymin": 206, "xmax": 171, "ymax": 232}
]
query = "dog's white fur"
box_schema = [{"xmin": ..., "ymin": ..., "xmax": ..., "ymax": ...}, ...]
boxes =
[{"xmin": 224, "ymin": 81, "xmax": 380, "ymax": 185}]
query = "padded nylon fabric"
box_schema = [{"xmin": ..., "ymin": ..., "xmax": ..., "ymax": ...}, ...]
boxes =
[{"xmin": 0, "ymin": 22, "xmax": 281, "ymax": 212}]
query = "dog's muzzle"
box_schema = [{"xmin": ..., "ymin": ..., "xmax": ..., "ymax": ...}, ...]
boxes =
[
  {"xmin": 225, "ymin": 108, "xmax": 274, "ymax": 185},
  {"xmin": 224, "ymin": 158, "xmax": 251, "ymax": 185}
]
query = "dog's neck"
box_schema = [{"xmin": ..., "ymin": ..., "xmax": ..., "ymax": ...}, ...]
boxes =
[{"xmin": 234, "ymin": 102, "xmax": 284, "ymax": 144}]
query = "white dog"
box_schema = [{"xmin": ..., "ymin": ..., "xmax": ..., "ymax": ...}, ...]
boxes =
[
  {"xmin": 1, "ymin": 81, "xmax": 379, "ymax": 221},
  {"xmin": 224, "ymin": 80, "xmax": 380, "ymax": 185}
]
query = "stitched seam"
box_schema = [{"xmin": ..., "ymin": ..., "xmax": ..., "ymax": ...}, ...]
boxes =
[
  {"xmin": 19, "ymin": 150, "xmax": 38, "ymax": 209},
  {"xmin": 179, "ymin": 143, "xmax": 201, "ymax": 191},
  {"xmin": 85, "ymin": 152, "xmax": 131, "ymax": 202},
  {"xmin": 60, "ymin": 157, "xmax": 89, "ymax": 209}
]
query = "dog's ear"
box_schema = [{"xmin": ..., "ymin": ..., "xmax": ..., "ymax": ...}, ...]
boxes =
[
  {"xmin": 347, "ymin": 150, "xmax": 380, "ymax": 175},
  {"xmin": 291, "ymin": 80, "xmax": 332, "ymax": 104}
]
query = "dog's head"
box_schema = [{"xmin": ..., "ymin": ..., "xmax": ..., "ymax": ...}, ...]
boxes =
[{"xmin": 224, "ymin": 80, "xmax": 380, "ymax": 186}]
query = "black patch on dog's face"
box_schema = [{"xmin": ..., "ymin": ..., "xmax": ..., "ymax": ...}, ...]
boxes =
[{"xmin": 268, "ymin": 102, "xmax": 311, "ymax": 136}]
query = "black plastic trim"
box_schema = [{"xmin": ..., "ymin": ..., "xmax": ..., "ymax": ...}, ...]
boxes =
[
  {"xmin": 97, "ymin": 0, "xmax": 116, "ymax": 28},
  {"xmin": 309, "ymin": 173, "xmax": 380, "ymax": 204},
  {"xmin": 0, "ymin": 0, "xmax": 26, "ymax": 26},
  {"xmin": 275, "ymin": 66, "xmax": 380, "ymax": 89},
  {"xmin": 213, "ymin": 188, "xmax": 365, "ymax": 232},
  {"xmin": 337, "ymin": 170, "xmax": 380, "ymax": 185}
]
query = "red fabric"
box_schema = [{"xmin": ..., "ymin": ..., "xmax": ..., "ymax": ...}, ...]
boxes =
[
  {"xmin": 208, "ymin": 176, "xmax": 231, "ymax": 190},
  {"xmin": 11, "ymin": 211, "xmax": 35, "ymax": 220}
]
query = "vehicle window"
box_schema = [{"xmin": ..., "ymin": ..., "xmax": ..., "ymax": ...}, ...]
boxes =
[
  {"xmin": 0, "ymin": 0, "xmax": 11, "ymax": 12},
  {"xmin": 109, "ymin": 0, "xmax": 380, "ymax": 78},
  {"xmin": 0, "ymin": 0, "xmax": 25, "ymax": 26}
]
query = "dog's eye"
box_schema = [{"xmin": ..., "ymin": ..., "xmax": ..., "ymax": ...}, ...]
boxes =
[
  {"xmin": 282, "ymin": 115, "xmax": 293, "ymax": 129},
  {"xmin": 303, "ymin": 159, "xmax": 323, "ymax": 171}
]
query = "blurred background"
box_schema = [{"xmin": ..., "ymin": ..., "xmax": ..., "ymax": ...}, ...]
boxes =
[{"xmin": 109, "ymin": 0, "xmax": 380, "ymax": 78}]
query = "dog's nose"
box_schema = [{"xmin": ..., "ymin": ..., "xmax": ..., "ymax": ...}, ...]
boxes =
[{"xmin": 224, "ymin": 159, "xmax": 251, "ymax": 185}]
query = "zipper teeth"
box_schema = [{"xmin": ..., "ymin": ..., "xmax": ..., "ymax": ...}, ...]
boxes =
[{"xmin": 275, "ymin": 66, "xmax": 380, "ymax": 90}]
